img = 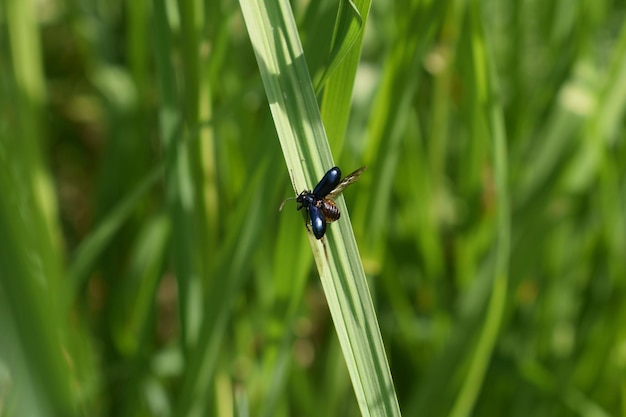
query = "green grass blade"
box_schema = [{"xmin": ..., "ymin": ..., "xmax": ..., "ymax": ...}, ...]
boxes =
[
  {"xmin": 153, "ymin": 0, "xmax": 204, "ymax": 349},
  {"xmin": 314, "ymin": 0, "xmax": 363, "ymax": 93},
  {"xmin": 448, "ymin": 4, "xmax": 510, "ymax": 417},
  {"xmin": 68, "ymin": 167, "xmax": 162, "ymax": 294},
  {"xmin": 1, "ymin": 0, "xmax": 90, "ymax": 414},
  {"xmin": 320, "ymin": 0, "xmax": 371, "ymax": 153},
  {"xmin": 239, "ymin": 1, "xmax": 401, "ymax": 415}
]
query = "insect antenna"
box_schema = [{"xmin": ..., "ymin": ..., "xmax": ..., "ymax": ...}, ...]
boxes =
[
  {"xmin": 288, "ymin": 168, "xmax": 299, "ymax": 193},
  {"xmin": 279, "ymin": 168, "xmax": 300, "ymax": 211},
  {"xmin": 278, "ymin": 196, "xmax": 297, "ymax": 211}
]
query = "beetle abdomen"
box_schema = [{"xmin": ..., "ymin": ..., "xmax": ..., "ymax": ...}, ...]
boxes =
[{"xmin": 317, "ymin": 199, "xmax": 340, "ymax": 223}]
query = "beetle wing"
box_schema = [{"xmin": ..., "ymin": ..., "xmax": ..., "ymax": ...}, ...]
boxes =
[
  {"xmin": 326, "ymin": 166, "xmax": 366, "ymax": 200},
  {"xmin": 312, "ymin": 167, "xmax": 342, "ymax": 199},
  {"xmin": 309, "ymin": 204, "xmax": 327, "ymax": 239}
]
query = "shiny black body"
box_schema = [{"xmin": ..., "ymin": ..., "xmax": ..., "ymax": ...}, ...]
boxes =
[{"xmin": 294, "ymin": 166, "xmax": 365, "ymax": 239}]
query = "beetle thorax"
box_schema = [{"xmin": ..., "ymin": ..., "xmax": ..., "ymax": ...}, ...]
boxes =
[{"xmin": 296, "ymin": 191, "xmax": 315, "ymax": 210}]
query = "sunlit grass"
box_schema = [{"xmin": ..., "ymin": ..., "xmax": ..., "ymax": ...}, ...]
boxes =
[{"xmin": 1, "ymin": 0, "xmax": 625, "ymax": 416}]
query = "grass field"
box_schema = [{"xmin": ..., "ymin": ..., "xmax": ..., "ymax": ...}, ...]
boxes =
[{"xmin": 1, "ymin": 0, "xmax": 626, "ymax": 416}]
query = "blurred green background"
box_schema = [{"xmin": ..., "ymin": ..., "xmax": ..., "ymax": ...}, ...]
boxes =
[{"xmin": 1, "ymin": 0, "xmax": 626, "ymax": 416}]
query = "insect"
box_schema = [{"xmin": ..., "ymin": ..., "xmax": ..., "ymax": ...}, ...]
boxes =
[{"xmin": 280, "ymin": 166, "xmax": 366, "ymax": 239}]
